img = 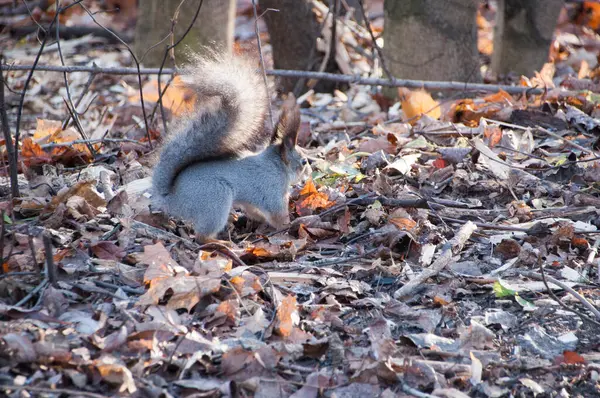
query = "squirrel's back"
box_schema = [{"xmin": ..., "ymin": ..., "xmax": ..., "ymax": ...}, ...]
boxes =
[{"xmin": 151, "ymin": 53, "xmax": 269, "ymax": 209}]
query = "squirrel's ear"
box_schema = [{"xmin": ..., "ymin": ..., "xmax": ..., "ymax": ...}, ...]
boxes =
[{"xmin": 274, "ymin": 93, "xmax": 300, "ymax": 162}]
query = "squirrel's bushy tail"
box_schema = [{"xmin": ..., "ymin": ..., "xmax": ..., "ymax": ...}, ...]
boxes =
[{"xmin": 152, "ymin": 53, "xmax": 269, "ymax": 206}]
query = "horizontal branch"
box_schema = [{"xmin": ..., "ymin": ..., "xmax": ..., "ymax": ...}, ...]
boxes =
[
  {"xmin": 39, "ymin": 137, "xmax": 145, "ymax": 149},
  {"xmin": 0, "ymin": 63, "xmax": 559, "ymax": 95}
]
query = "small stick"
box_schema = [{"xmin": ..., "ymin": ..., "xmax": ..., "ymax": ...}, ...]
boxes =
[
  {"xmin": 43, "ymin": 233, "xmax": 57, "ymax": 287},
  {"xmin": 0, "ymin": 56, "xmax": 20, "ymax": 198},
  {"xmin": 0, "ymin": 210, "xmax": 4, "ymax": 274},
  {"xmin": 27, "ymin": 234, "xmax": 40, "ymax": 275},
  {"xmin": 394, "ymin": 221, "xmax": 477, "ymax": 298},
  {"xmin": 521, "ymin": 270, "xmax": 600, "ymax": 324},
  {"xmin": 251, "ymin": 0, "xmax": 274, "ymax": 129}
]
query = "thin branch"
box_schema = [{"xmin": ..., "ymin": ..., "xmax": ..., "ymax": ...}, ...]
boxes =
[
  {"xmin": 43, "ymin": 233, "xmax": 57, "ymax": 287},
  {"xmin": 0, "ymin": 55, "xmax": 19, "ymax": 198},
  {"xmin": 62, "ymin": 63, "xmax": 98, "ymax": 129},
  {"xmin": 75, "ymin": 2, "xmax": 154, "ymax": 149},
  {"xmin": 521, "ymin": 270, "xmax": 600, "ymax": 324},
  {"xmin": 357, "ymin": 0, "xmax": 392, "ymax": 80},
  {"xmin": 252, "ymin": 0, "xmax": 274, "ymax": 129},
  {"xmin": 156, "ymin": 0, "xmax": 204, "ymax": 137},
  {"xmin": 39, "ymin": 137, "xmax": 146, "ymax": 149},
  {"xmin": 1, "ymin": 64, "xmax": 562, "ymax": 95},
  {"xmin": 15, "ymin": 1, "xmax": 86, "ymax": 157},
  {"xmin": 0, "ymin": 210, "xmax": 4, "ymax": 274}
]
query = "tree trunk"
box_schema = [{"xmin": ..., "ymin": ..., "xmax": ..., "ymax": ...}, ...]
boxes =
[
  {"xmin": 382, "ymin": 0, "xmax": 481, "ymax": 84},
  {"xmin": 260, "ymin": 0, "xmax": 330, "ymax": 94},
  {"xmin": 492, "ymin": 0, "xmax": 564, "ymax": 78},
  {"xmin": 134, "ymin": 0, "xmax": 235, "ymax": 68}
]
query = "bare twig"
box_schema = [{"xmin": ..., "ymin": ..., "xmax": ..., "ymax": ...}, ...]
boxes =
[
  {"xmin": 394, "ymin": 221, "xmax": 477, "ymax": 298},
  {"xmin": 27, "ymin": 234, "xmax": 40, "ymax": 275},
  {"xmin": 39, "ymin": 137, "xmax": 146, "ymax": 149},
  {"xmin": 62, "ymin": 64, "xmax": 98, "ymax": 129},
  {"xmin": 155, "ymin": 0, "xmax": 204, "ymax": 138},
  {"xmin": 537, "ymin": 126, "xmax": 600, "ymax": 158},
  {"xmin": 252, "ymin": 0, "xmax": 274, "ymax": 129},
  {"xmin": 75, "ymin": 2, "xmax": 154, "ymax": 149},
  {"xmin": 55, "ymin": 0, "xmax": 95, "ymax": 157},
  {"xmin": 2, "ymin": 64, "xmax": 562, "ymax": 95},
  {"xmin": 198, "ymin": 242, "xmax": 247, "ymax": 268},
  {"xmin": 0, "ymin": 210, "xmax": 4, "ymax": 274},
  {"xmin": 14, "ymin": 0, "xmax": 85, "ymax": 154},
  {"xmin": 0, "ymin": 56, "xmax": 19, "ymax": 198},
  {"xmin": 521, "ymin": 269, "xmax": 600, "ymax": 325},
  {"xmin": 357, "ymin": 0, "xmax": 392, "ymax": 80},
  {"xmin": 43, "ymin": 233, "xmax": 57, "ymax": 287},
  {"xmin": 14, "ymin": 279, "xmax": 48, "ymax": 307}
]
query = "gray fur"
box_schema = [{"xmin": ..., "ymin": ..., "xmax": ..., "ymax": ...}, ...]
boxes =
[
  {"xmin": 152, "ymin": 54, "xmax": 269, "ymax": 205},
  {"xmin": 151, "ymin": 54, "xmax": 305, "ymax": 239}
]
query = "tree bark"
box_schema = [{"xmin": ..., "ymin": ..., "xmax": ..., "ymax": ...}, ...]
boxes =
[
  {"xmin": 382, "ymin": 0, "xmax": 481, "ymax": 84},
  {"xmin": 260, "ymin": 0, "xmax": 329, "ymax": 94},
  {"xmin": 492, "ymin": 0, "xmax": 564, "ymax": 78},
  {"xmin": 134, "ymin": 0, "xmax": 235, "ymax": 68}
]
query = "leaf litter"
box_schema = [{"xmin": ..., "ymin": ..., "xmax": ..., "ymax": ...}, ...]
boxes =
[{"xmin": 1, "ymin": 0, "xmax": 600, "ymax": 397}]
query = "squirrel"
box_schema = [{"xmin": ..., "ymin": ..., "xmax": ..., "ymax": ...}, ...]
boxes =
[{"xmin": 151, "ymin": 53, "xmax": 306, "ymax": 242}]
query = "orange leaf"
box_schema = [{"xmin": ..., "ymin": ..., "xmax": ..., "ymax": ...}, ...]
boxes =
[
  {"xmin": 216, "ymin": 300, "xmax": 239, "ymax": 323},
  {"xmin": 389, "ymin": 217, "xmax": 417, "ymax": 231},
  {"xmin": 296, "ymin": 192, "xmax": 334, "ymax": 215},
  {"xmin": 557, "ymin": 351, "xmax": 586, "ymax": 365},
  {"xmin": 483, "ymin": 125, "xmax": 503, "ymax": 148},
  {"xmin": 33, "ymin": 119, "xmax": 61, "ymax": 141},
  {"xmin": 21, "ymin": 137, "xmax": 52, "ymax": 165},
  {"xmin": 133, "ymin": 76, "xmax": 197, "ymax": 116},
  {"xmin": 276, "ymin": 295, "xmax": 298, "ymax": 337},
  {"xmin": 579, "ymin": 2, "xmax": 600, "ymax": 30},
  {"xmin": 296, "ymin": 180, "xmax": 335, "ymax": 216},
  {"xmin": 399, "ymin": 88, "xmax": 441, "ymax": 122},
  {"xmin": 571, "ymin": 237, "xmax": 589, "ymax": 248},
  {"xmin": 299, "ymin": 179, "xmax": 318, "ymax": 196},
  {"xmin": 433, "ymin": 296, "xmax": 449, "ymax": 306}
]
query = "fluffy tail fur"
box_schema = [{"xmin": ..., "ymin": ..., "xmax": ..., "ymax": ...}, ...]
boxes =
[{"xmin": 152, "ymin": 53, "xmax": 269, "ymax": 206}]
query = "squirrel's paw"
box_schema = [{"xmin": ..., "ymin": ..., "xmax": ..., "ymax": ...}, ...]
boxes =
[{"xmin": 266, "ymin": 212, "xmax": 290, "ymax": 230}]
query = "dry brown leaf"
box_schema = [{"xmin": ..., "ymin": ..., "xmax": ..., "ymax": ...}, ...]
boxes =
[
  {"xmin": 133, "ymin": 76, "xmax": 196, "ymax": 116},
  {"xmin": 137, "ymin": 274, "xmax": 221, "ymax": 311},
  {"xmin": 275, "ymin": 295, "xmax": 299, "ymax": 338},
  {"xmin": 399, "ymin": 88, "xmax": 441, "ymax": 122},
  {"xmin": 140, "ymin": 242, "xmax": 186, "ymax": 284}
]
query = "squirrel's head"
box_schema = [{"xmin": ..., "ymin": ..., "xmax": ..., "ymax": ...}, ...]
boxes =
[{"xmin": 274, "ymin": 94, "xmax": 310, "ymax": 183}]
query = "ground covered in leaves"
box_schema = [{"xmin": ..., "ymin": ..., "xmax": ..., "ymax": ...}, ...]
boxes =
[{"xmin": 2, "ymin": 1, "xmax": 600, "ymax": 397}]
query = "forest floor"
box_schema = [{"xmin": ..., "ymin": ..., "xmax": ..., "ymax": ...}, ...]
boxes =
[{"xmin": 1, "ymin": 1, "xmax": 600, "ymax": 397}]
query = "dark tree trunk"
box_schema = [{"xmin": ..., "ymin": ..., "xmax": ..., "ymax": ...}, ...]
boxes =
[
  {"xmin": 260, "ymin": 0, "xmax": 337, "ymax": 94},
  {"xmin": 135, "ymin": 0, "xmax": 235, "ymax": 68},
  {"xmin": 492, "ymin": 0, "xmax": 564, "ymax": 78},
  {"xmin": 382, "ymin": 0, "xmax": 481, "ymax": 84}
]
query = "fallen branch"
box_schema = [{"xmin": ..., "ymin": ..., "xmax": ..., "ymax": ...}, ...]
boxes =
[
  {"xmin": 1, "ymin": 64, "xmax": 567, "ymax": 95},
  {"xmin": 39, "ymin": 137, "xmax": 146, "ymax": 149},
  {"xmin": 128, "ymin": 220, "xmax": 198, "ymax": 251},
  {"xmin": 521, "ymin": 270, "xmax": 600, "ymax": 324},
  {"xmin": 394, "ymin": 221, "xmax": 477, "ymax": 299}
]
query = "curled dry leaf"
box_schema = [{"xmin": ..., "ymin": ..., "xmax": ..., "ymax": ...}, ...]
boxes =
[
  {"xmin": 398, "ymin": 88, "xmax": 441, "ymax": 122},
  {"xmin": 137, "ymin": 274, "xmax": 222, "ymax": 311},
  {"xmin": 275, "ymin": 295, "xmax": 299, "ymax": 338},
  {"xmin": 94, "ymin": 355, "xmax": 137, "ymax": 393}
]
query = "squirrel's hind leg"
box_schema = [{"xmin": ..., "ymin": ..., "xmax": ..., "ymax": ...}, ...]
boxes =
[
  {"xmin": 258, "ymin": 193, "xmax": 291, "ymax": 229},
  {"xmin": 191, "ymin": 183, "xmax": 234, "ymax": 241}
]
